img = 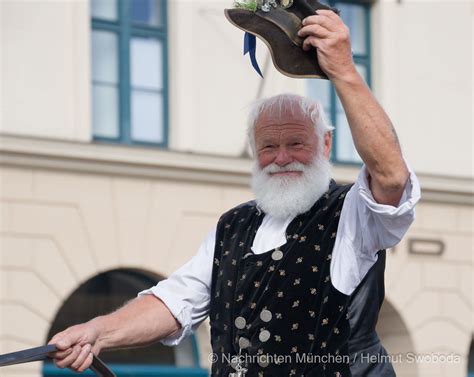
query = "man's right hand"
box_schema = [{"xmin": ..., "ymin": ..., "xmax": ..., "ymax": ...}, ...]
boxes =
[
  {"xmin": 46, "ymin": 295, "xmax": 181, "ymax": 373},
  {"xmin": 48, "ymin": 321, "xmax": 101, "ymax": 372}
]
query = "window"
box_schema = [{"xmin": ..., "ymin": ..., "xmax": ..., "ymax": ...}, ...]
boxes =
[
  {"xmin": 306, "ymin": 0, "xmax": 371, "ymax": 164},
  {"xmin": 91, "ymin": 0, "xmax": 168, "ymax": 146}
]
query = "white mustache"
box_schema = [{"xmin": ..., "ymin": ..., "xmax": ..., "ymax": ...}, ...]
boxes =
[
  {"xmin": 262, "ymin": 162, "xmax": 306, "ymax": 174},
  {"xmin": 251, "ymin": 154, "xmax": 332, "ymax": 219}
]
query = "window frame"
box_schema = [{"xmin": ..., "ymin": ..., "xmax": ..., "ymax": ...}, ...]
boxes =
[
  {"xmin": 91, "ymin": 0, "xmax": 169, "ymax": 147},
  {"xmin": 310, "ymin": 0, "xmax": 372, "ymax": 166}
]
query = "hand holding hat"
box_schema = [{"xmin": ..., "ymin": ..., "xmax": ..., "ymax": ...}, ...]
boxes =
[
  {"xmin": 225, "ymin": 0, "xmax": 353, "ymax": 79},
  {"xmin": 298, "ymin": 9, "xmax": 356, "ymax": 82}
]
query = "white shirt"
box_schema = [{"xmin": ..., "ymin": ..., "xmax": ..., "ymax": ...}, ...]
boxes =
[{"xmin": 140, "ymin": 165, "xmax": 420, "ymax": 345}]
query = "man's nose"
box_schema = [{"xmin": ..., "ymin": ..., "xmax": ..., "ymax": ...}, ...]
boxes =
[{"xmin": 274, "ymin": 147, "xmax": 293, "ymax": 166}]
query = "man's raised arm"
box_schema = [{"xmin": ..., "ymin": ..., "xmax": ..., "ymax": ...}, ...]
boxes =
[
  {"xmin": 49, "ymin": 295, "xmax": 180, "ymax": 372},
  {"xmin": 298, "ymin": 9, "xmax": 409, "ymax": 206}
]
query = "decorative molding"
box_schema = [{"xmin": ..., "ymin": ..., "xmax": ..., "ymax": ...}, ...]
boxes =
[
  {"xmin": 1, "ymin": 134, "xmax": 472, "ymax": 205},
  {"xmin": 408, "ymin": 238, "xmax": 445, "ymax": 256}
]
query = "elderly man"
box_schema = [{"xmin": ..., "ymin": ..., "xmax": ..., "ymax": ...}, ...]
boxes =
[{"xmin": 50, "ymin": 9, "xmax": 419, "ymax": 377}]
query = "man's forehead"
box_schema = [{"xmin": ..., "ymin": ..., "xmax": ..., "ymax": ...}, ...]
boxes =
[{"xmin": 255, "ymin": 107, "xmax": 313, "ymax": 129}]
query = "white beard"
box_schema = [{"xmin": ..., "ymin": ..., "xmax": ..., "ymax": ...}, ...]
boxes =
[{"xmin": 251, "ymin": 154, "xmax": 332, "ymax": 219}]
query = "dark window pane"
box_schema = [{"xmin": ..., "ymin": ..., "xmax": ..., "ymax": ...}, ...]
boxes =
[
  {"xmin": 336, "ymin": 2, "xmax": 367, "ymax": 55},
  {"xmin": 91, "ymin": 0, "xmax": 118, "ymax": 21},
  {"xmin": 335, "ymin": 62, "xmax": 366, "ymax": 163},
  {"xmin": 306, "ymin": 79, "xmax": 331, "ymax": 116},
  {"xmin": 132, "ymin": 0, "xmax": 163, "ymax": 27},
  {"xmin": 335, "ymin": 110, "xmax": 362, "ymax": 163}
]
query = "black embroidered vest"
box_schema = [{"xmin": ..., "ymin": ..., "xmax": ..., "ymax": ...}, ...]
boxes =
[{"xmin": 209, "ymin": 182, "xmax": 353, "ymax": 377}]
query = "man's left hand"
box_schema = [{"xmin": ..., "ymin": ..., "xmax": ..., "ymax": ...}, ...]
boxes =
[{"xmin": 298, "ymin": 9, "xmax": 356, "ymax": 82}]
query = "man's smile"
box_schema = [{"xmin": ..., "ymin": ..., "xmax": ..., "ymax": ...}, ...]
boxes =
[{"xmin": 269, "ymin": 171, "xmax": 303, "ymax": 177}]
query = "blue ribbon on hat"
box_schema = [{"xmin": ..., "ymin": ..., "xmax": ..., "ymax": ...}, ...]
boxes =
[{"xmin": 243, "ymin": 32, "xmax": 263, "ymax": 78}]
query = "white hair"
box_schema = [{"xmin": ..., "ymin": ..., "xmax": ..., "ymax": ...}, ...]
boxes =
[{"xmin": 246, "ymin": 93, "xmax": 334, "ymax": 155}]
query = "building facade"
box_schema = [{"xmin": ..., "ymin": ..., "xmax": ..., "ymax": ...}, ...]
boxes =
[{"xmin": 0, "ymin": 1, "xmax": 472, "ymax": 376}]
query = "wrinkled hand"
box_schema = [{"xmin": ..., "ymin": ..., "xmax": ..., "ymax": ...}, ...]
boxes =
[
  {"xmin": 298, "ymin": 9, "xmax": 357, "ymax": 81},
  {"xmin": 48, "ymin": 322, "xmax": 101, "ymax": 372}
]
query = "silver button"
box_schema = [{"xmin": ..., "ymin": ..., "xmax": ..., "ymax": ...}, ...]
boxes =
[
  {"xmin": 259, "ymin": 330, "xmax": 271, "ymax": 342},
  {"xmin": 238, "ymin": 337, "xmax": 251, "ymax": 349},
  {"xmin": 260, "ymin": 309, "xmax": 272, "ymax": 322},
  {"xmin": 230, "ymin": 356, "xmax": 240, "ymax": 370},
  {"xmin": 258, "ymin": 355, "xmax": 270, "ymax": 368},
  {"xmin": 234, "ymin": 316, "xmax": 246, "ymax": 329},
  {"xmin": 230, "ymin": 357, "xmax": 239, "ymax": 370},
  {"xmin": 271, "ymin": 249, "xmax": 283, "ymax": 261}
]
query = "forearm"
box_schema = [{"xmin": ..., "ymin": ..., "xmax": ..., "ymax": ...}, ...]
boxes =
[
  {"xmin": 333, "ymin": 71, "xmax": 409, "ymax": 203},
  {"xmin": 90, "ymin": 295, "xmax": 181, "ymax": 351},
  {"xmin": 298, "ymin": 10, "xmax": 409, "ymax": 203}
]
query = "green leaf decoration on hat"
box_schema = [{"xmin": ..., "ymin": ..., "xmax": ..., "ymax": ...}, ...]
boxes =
[{"xmin": 233, "ymin": 0, "xmax": 258, "ymax": 12}]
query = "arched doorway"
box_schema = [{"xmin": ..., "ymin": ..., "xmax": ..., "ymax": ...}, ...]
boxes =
[
  {"xmin": 468, "ymin": 337, "xmax": 474, "ymax": 377},
  {"xmin": 377, "ymin": 299, "xmax": 418, "ymax": 377},
  {"xmin": 43, "ymin": 268, "xmax": 208, "ymax": 376}
]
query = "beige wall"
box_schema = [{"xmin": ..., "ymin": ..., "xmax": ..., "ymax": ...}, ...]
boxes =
[
  {"xmin": 0, "ymin": 0, "xmax": 91, "ymax": 142},
  {"xmin": 371, "ymin": 0, "xmax": 473, "ymax": 179},
  {"xmin": 382, "ymin": 201, "xmax": 473, "ymax": 377}
]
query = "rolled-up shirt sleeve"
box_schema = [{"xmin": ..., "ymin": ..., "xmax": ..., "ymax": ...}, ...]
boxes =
[
  {"xmin": 355, "ymin": 163, "xmax": 421, "ymax": 251},
  {"xmin": 331, "ymin": 163, "xmax": 421, "ymax": 295},
  {"xmin": 138, "ymin": 228, "xmax": 216, "ymax": 346}
]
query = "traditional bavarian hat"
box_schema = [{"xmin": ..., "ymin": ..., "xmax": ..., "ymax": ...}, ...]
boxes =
[{"xmin": 225, "ymin": 0, "xmax": 339, "ymax": 79}]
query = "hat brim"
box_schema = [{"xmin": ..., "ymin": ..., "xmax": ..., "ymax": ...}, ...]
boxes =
[{"xmin": 225, "ymin": 8, "xmax": 328, "ymax": 79}]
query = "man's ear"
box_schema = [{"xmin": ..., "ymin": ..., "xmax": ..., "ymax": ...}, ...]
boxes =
[{"xmin": 323, "ymin": 132, "xmax": 332, "ymax": 159}]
